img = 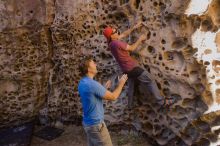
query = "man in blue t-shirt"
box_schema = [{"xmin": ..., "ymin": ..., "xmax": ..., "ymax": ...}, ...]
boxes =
[{"xmin": 78, "ymin": 56, "xmax": 128, "ymax": 146}]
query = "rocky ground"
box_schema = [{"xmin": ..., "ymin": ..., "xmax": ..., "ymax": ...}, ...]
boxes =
[{"xmin": 31, "ymin": 125, "xmax": 152, "ymax": 146}]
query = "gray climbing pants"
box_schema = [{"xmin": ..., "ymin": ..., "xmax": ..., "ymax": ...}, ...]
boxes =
[
  {"xmin": 83, "ymin": 121, "xmax": 113, "ymax": 146},
  {"xmin": 127, "ymin": 70, "xmax": 164, "ymax": 107}
]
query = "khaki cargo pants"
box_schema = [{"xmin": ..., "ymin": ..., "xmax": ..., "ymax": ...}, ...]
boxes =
[{"xmin": 83, "ymin": 122, "xmax": 113, "ymax": 146}]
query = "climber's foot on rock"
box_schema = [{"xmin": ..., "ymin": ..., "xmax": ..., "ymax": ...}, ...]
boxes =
[{"xmin": 157, "ymin": 94, "xmax": 180, "ymax": 113}]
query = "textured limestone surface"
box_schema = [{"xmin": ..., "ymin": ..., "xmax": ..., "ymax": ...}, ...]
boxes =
[{"xmin": 0, "ymin": 0, "xmax": 220, "ymax": 145}]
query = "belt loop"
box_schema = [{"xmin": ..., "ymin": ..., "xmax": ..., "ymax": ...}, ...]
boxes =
[{"xmin": 101, "ymin": 121, "xmax": 105, "ymax": 129}]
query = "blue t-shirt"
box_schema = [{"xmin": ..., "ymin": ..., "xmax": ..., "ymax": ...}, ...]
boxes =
[{"xmin": 78, "ymin": 76, "xmax": 107, "ymax": 126}]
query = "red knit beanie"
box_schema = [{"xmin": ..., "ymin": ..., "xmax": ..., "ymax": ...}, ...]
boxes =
[{"xmin": 103, "ymin": 27, "xmax": 113, "ymax": 40}]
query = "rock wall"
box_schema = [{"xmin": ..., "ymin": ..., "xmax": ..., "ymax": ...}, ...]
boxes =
[
  {"xmin": 0, "ymin": 0, "xmax": 220, "ymax": 145},
  {"xmin": 0, "ymin": 0, "xmax": 54, "ymax": 126}
]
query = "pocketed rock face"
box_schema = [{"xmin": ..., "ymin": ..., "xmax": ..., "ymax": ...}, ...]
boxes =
[
  {"xmin": 0, "ymin": 0, "xmax": 220, "ymax": 146},
  {"xmin": 0, "ymin": 0, "xmax": 55, "ymax": 126}
]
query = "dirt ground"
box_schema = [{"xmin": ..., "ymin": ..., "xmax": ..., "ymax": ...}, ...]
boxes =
[{"xmin": 31, "ymin": 125, "xmax": 152, "ymax": 146}]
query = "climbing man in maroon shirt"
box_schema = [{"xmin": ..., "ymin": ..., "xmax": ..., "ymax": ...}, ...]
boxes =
[{"xmin": 103, "ymin": 23, "xmax": 178, "ymax": 110}]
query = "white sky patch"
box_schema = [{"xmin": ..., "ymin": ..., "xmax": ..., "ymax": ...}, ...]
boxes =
[
  {"xmin": 210, "ymin": 141, "xmax": 220, "ymax": 146},
  {"xmin": 185, "ymin": 0, "xmax": 211, "ymax": 15},
  {"xmin": 210, "ymin": 125, "xmax": 220, "ymax": 146},
  {"xmin": 211, "ymin": 126, "xmax": 220, "ymax": 132}
]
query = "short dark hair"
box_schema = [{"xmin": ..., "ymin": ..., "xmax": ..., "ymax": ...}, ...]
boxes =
[{"xmin": 78, "ymin": 56, "xmax": 93, "ymax": 76}]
